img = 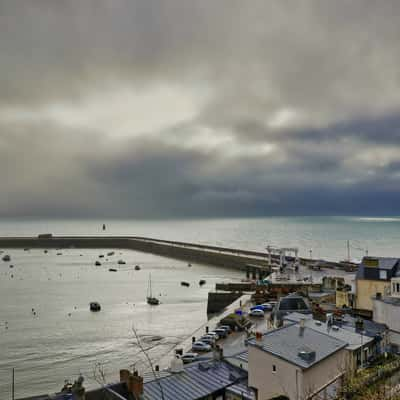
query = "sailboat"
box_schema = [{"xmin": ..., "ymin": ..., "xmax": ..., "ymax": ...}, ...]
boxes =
[{"xmin": 147, "ymin": 273, "xmax": 160, "ymax": 305}]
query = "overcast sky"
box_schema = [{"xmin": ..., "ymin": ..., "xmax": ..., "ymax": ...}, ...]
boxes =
[{"xmin": 1, "ymin": 1, "xmax": 400, "ymax": 218}]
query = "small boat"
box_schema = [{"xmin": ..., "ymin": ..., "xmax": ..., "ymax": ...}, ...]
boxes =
[
  {"xmin": 199, "ymin": 279, "xmax": 206, "ymax": 286},
  {"xmin": 23, "ymin": 248, "xmax": 30, "ymax": 251},
  {"xmin": 134, "ymin": 265, "xmax": 141, "ymax": 271},
  {"xmin": 2, "ymin": 255, "xmax": 10, "ymax": 262},
  {"xmin": 181, "ymin": 281, "xmax": 190, "ymax": 287},
  {"xmin": 90, "ymin": 302, "xmax": 101, "ymax": 312},
  {"xmin": 188, "ymin": 263, "xmax": 192, "ymax": 267},
  {"xmin": 9, "ymin": 265, "xmax": 14, "ymax": 269},
  {"xmin": 95, "ymin": 261, "xmax": 101, "ymax": 266},
  {"xmin": 147, "ymin": 273, "xmax": 160, "ymax": 305},
  {"xmin": 118, "ymin": 260, "xmax": 126, "ymax": 265},
  {"xmin": 107, "ymin": 251, "xmax": 115, "ymax": 256},
  {"xmin": 99, "ymin": 254, "xmax": 104, "ymax": 258},
  {"xmin": 102, "ymin": 223, "xmax": 106, "ymax": 231},
  {"xmin": 56, "ymin": 252, "xmax": 62, "ymax": 256},
  {"xmin": 109, "ymin": 268, "xmax": 117, "ymax": 272}
]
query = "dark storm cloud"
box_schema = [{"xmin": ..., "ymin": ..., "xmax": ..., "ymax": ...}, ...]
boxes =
[{"xmin": 1, "ymin": 0, "xmax": 400, "ymax": 217}]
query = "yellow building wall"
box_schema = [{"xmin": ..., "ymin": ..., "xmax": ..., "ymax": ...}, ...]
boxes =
[
  {"xmin": 336, "ymin": 290, "xmax": 351, "ymax": 308},
  {"xmin": 356, "ymin": 279, "xmax": 389, "ymax": 311}
]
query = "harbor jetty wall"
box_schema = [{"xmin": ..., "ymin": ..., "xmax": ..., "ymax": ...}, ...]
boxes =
[
  {"xmin": 207, "ymin": 291, "xmax": 243, "ymax": 313},
  {"xmin": 0, "ymin": 235, "xmax": 354, "ymax": 272},
  {"xmin": 0, "ymin": 236, "xmax": 272, "ymax": 271}
]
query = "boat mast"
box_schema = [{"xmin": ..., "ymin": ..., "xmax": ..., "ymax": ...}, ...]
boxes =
[
  {"xmin": 12, "ymin": 368, "xmax": 15, "ymax": 400},
  {"xmin": 347, "ymin": 240, "xmax": 350, "ymax": 262},
  {"xmin": 148, "ymin": 273, "xmax": 152, "ymax": 298}
]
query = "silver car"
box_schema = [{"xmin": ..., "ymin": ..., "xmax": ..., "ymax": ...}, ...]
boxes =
[
  {"xmin": 180, "ymin": 352, "xmax": 198, "ymax": 364},
  {"xmin": 192, "ymin": 341, "xmax": 211, "ymax": 352}
]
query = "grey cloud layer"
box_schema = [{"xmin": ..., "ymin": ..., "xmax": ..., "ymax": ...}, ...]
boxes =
[{"xmin": 1, "ymin": 0, "xmax": 400, "ymax": 217}]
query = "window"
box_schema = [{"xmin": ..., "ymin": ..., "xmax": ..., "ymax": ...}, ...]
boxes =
[
  {"xmin": 397, "ymin": 283, "xmax": 400, "ymax": 293},
  {"xmin": 379, "ymin": 270, "xmax": 387, "ymax": 280},
  {"xmin": 272, "ymin": 365, "xmax": 277, "ymax": 373}
]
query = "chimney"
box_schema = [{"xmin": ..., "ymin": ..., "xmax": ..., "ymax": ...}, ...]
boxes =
[
  {"xmin": 128, "ymin": 371, "xmax": 144, "ymax": 399},
  {"xmin": 119, "ymin": 369, "xmax": 130, "ymax": 383},
  {"xmin": 71, "ymin": 375, "xmax": 85, "ymax": 400},
  {"xmin": 299, "ymin": 319, "xmax": 305, "ymax": 336}
]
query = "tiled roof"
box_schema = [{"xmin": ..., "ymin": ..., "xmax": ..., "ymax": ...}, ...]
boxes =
[{"xmin": 248, "ymin": 323, "xmax": 347, "ymax": 369}]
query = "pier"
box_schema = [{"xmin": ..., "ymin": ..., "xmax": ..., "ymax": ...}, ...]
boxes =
[
  {"xmin": 0, "ymin": 235, "xmax": 273, "ymax": 272},
  {"xmin": 0, "ymin": 234, "xmax": 355, "ymax": 273}
]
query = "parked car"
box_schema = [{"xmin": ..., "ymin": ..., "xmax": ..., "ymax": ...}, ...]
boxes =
[
  {"xmin": 249, "ymin": 309, "xmax": 265, "ymax": 317},
  {"xmin": 250, "ymin": 305, "xmax": 266, "ymax": 312},
  {"xmin": 200, "ymin": 335, "xmax": 216, "ymax": 345},
  {"xmin": 207, "ymin": 331, "xmax": 220, "ymax": 340},
  {"xmin": 180, "ymin": 353, "xmax": 198, "ymax": 364},
  {"xmin": 218, "ymin": 325, "xmax": 232, "ymax": 334},
  {"xmin": 261, "ymin": 303, "xmax": 274, "ymax": 311},
  {"xmin": 192, "ymin": 341, "xmax": 211, "ymax": 352},
  {"xmin": 213, "ymin": 328, "xmax": 228, "ymax": 338}
]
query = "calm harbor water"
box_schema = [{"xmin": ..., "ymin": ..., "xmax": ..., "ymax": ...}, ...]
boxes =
[{"xmin": 0, "ymin": 216, "xmax": 400, "ymax": 398}]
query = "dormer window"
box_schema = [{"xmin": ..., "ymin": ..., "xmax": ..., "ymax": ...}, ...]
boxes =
[{"xmin": 379, "ymin": 270, "xmax": 387, "ymax": 280}]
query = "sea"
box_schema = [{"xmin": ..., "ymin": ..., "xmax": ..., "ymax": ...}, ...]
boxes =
[{"xmin": 0, "ymin": 216, "xmax": 400, "ymax": 398}]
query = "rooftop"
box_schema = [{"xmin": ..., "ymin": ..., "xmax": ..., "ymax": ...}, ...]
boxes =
[
  {"xmin": 143, "ymin": 360, "xmax": 248, "ymax": 400},
  {"xmin": 373, "ymin": 295, "xmax": 400, "ymax": 306},
  {"xmin": 284, "ymin": 313, "xmax": 374, "ymax": 351},
  {"xmin": 356, "ymin": 257, "xmax": 400, "ymax": 281},
  {"xmin": 18, "ymin": 360, "xmax": 250, "ymax": 400},
  {"xmin": 248, "ymin": 323, "xmax": 347, "ymax": 369}
]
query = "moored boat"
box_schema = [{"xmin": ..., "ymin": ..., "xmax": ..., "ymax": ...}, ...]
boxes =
[
  {"xmin": 90, "ymin": 302, "xmax": 101, "ymax": 312},
  {"xmin": 147, "ymin": 273, "xmax": 160, "ymax": 305}
]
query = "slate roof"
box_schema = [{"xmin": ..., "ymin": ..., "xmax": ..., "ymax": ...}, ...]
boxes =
[
  {"xmin": 248, "ymin": 323, "xmax": 347, "ymax": 369},
  {"xmin": 226, "ymin": 381, "xmax": 256, "ymax": 400},
  {"xmin": 341, "ymin": 314, "xmax": 388, "ymax": 338},
  {"xmin": 356, "ymin": 257, "xmax": 400, "ymax": 281},
  {"xmin": 284, "ymin": 313, "xmax": 373, "ymax": 351},
  {"xmin": 143, "ymin": 360, "xmax": 248, "ymax": 400},
  {"xmin": 18, "ymin": 361, "xmax": 248, "ymax": 400},
  {"xmin": 232, "ymin": 350, "xmax": 249, "ymax": 363}
]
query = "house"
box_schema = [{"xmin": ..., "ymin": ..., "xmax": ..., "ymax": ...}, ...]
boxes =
[
  {"xmin": 270, "ymin": 293, "xmax": 312, "ymax": 326},
  {"xmin": 283, "ymin": 313, "xmax": 386, "ymax": 372},
  {"xmin": 372, "ymin": 273, "xmax": 400, "ymax": 351},
  {"xmin": 247, "ymin": 322, "xmax": 348, "ymax": 400},
  {"xmin": 18, "ymin": 360, "xmax": 254, "ymax": 400},
  {"xmin": 355, "ymin": 257, "xmax": 400, "ymax": 312}
]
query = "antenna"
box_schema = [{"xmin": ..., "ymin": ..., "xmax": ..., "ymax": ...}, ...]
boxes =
[{"xmin": 347, "ymin": 240, "xmax": 350, "ymax": 262}]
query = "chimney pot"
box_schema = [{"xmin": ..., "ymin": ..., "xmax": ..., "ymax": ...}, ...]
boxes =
[
  {"xmin": 128, "ymin": 373, "xmax": 144, "ymax": 398},
  {"xmin": 119, "ymin": 369, "xmax": 130, "ymax": 383}
]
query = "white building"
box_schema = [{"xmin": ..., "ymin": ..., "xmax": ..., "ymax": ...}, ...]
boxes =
[
  {"xmin": 247, "ymin": 322, "xmax": 348, "ymax": 400},
  {"xmin": 372, "ymin": 275, "xmax": 400, "ymax": 350}
]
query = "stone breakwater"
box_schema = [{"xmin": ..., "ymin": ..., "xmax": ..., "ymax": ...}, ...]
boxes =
[{"xmin": 0, "ymin": 235, "xmax": 273, "ymax": 271}]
